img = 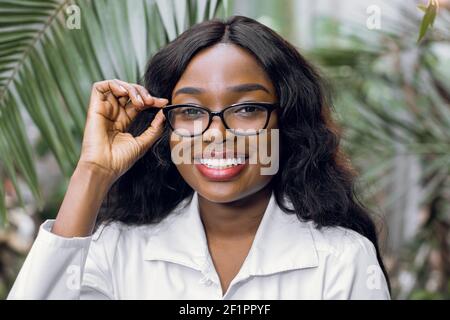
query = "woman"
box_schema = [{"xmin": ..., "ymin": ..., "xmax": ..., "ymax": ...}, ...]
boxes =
[{"xmin": 8, "ymin": 15, "xmax": 390, "ymax": 299}]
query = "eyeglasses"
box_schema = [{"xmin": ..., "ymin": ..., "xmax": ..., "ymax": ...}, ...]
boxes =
[{"xmin": 162, "ymin": 101, "xmax": 279, "ymax": 137}]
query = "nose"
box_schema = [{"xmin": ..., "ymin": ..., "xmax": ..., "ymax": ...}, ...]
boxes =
[{"xmin": 202, "ymin": 114, "xmax": 227, "ymax": 143}]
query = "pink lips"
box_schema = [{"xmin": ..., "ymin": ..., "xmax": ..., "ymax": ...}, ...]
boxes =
[
  {"xmin": 195, "ymin": 161, "xmax": 247, "ymax": 181},
  {"xmin": 194, "ymin": 150, "xmax": 248, "ymax": 181}
]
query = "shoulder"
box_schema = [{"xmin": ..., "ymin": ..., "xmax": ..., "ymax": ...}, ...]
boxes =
[
  {"xmin": 306, "ymin": 222, "xmax": 378, "ymax": 262},
  {"xmin": 91, "ymin": 220, "xmax": 138, "ymax": 242},
  {"xmin": 304, "ymin": 223, "xmax": 390, "ymax": 299},
  {"xmin": 87, "ymin": 220, "xmax": 161, "ymax": 262},
  {"xmin": 87, "ymin": 200, "xmax": 190, "ymax": 262},
  {"xmin": 91, "ymin": 219, "xmax": 165, "ymax": 243},
  {"xmin": 278, "ymin": 198, "xmax": 377, "ymax": 261}
]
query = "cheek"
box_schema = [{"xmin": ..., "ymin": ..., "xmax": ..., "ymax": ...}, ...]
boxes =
[
  {"xmin": 169, "ymin": 134, "xmax": 194, "ymax": 163},
  {"xmin": 248, "ymin": 120, "xmax": 279, "ymax": 170},
  {"xmin": 169, "ymin": 138, "xmax": 194, "ymax": 177},
  {"xmin": 175, "ymin": 163, "xmax": 196, "ymax": 185},
  {"xmin": 168, "ymin": 128, "xmax": 278, "ymax": 202}
]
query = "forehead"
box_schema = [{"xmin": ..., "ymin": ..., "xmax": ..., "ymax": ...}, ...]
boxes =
[{"xmin": 173, "ymin": 43, "xmax": 274, "ymax": 92}]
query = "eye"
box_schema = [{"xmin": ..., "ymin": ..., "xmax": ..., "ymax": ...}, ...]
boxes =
[
  {"xmin": 175, "ymin": 106, "xmax": 207, "ymax": 119},
  {"xmin": 183, "ymin": 108, "xmax": 202, "ymax": 116},
  {"xmin": 232, "ymin": 104, "xmax": 265, "ymax": 117},
  {"xmin": 236, "ymin": 105, "xmax": 258, "ymax": 113}
]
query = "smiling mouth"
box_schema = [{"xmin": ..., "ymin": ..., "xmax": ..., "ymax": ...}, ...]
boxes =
[
  {"xmin": 193, "ymin": 150, "xmax": 249, "ymax": 180},
  {"xmin": 193, "ymin": 150, "xmax": 249, "ymax": 168},
  {"xmin": 197, "ymin": 157, "xmax": 247, "ymax": 169}
]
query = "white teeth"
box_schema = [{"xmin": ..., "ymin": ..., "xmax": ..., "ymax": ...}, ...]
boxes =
[{"xmin": 199, "ymin": 157, "xmax": 246, "ymax": 168}]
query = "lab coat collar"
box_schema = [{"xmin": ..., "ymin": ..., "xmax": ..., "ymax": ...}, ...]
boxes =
[{"xmin": 144, "ymin": 190, "xmax": 319, "ymax": 278}]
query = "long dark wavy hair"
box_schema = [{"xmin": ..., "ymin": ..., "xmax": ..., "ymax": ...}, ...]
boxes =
[{"xmin": 97, "ymin": 15, "xmax": 390, "ymax": 289}]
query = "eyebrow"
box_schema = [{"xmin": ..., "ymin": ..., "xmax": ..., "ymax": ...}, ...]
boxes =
[{"xmin": 173, "ymin": 83, "xmax": 270, "ymax": 97}]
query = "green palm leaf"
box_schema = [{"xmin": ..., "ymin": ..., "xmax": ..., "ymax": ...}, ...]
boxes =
[{"xmin": 0, "ymin": 0, "xmax": 229, "ymax": 225}]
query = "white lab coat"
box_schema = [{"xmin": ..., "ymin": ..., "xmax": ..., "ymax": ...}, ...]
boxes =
[{"xmin": 8, "ymin": 191, "xmax": 390, "ymax": 299}]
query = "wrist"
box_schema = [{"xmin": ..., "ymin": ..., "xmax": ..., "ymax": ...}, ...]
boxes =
[
  {"xmin": 73, "ymin": 161, "xmax": 116, "ymax": 193},
  {"xmin": 51, "ymin": 161, "xmax": 115, "ymax": 237}
]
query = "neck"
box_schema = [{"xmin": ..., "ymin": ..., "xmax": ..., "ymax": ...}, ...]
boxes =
[{"xmin": 198, "ymin": 185, "xmax": 272, "ymax": 241}]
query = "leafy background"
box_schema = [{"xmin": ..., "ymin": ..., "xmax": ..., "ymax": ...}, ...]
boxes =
[{"xmin": 0, "ymin": 0, "xmax": 448, "ymax": 299}]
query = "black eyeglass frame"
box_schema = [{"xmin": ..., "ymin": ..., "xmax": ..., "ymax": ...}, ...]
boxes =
[{"xmin": 162, "ymin": 101, "xmax": 279, "ymax": 137}]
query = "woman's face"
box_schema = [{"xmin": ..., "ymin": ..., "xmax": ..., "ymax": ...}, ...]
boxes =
[{"xmin": 169, "ymin": 43, "xmax": 279, "ymax": 203}]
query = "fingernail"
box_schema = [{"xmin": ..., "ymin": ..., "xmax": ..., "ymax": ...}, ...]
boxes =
[
  {"xmin": 158, "ymin": 98, "xmax": 169, "ymax": 104},
  {"xmin": 138, "ymin": 95, "xmax": 144, "ymax": 105},
  {"xmin": 119, "ymin": 85, "xmax": 127, "ymax": 93}
]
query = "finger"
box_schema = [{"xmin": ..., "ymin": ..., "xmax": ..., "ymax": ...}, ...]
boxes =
[
  {"xmin": 135, "ymin": 109, "xmax": 166, "ymax": 152},
  {"xmin": 110, "ymin": 79, "xmax": 130, "ymax": 97},
  {"xmin": 88, "ymin": 81, "xmax": 127, "ymax": 123},
  {"xmin": 134, "ymin": 85, "xmax": 169, "ymax": 107},
  {"xmin": 116, "ymin": 80, "xmax": 169, "ymax": 108},
  {"xmin": 118, "ymin": 96, "xmax": 129, "ymax": 107},
  {"xmin": 123, "ymin": 98, "xmax": 145, "ymax": 121},
  {"xmin": 105, "ymin": 91, "xmax": 120, "ymax": 110},
  {"xmin": 123, "ymin": 94, "xmax": 168, "ymax": 122},
  {"xmin": 93, "ymin": 80, "xmax": 128, "ymax": 101},
  {"xmin": 134, "ymin": 85, "xmax": 155, "ymax": 106},
  {"xmin": 153, "ymin": 97, "xmax": 170, "ymax": 108},
  {"xmin": 114, "ymin": 80, "xmax": 144, "ymax": 107}
]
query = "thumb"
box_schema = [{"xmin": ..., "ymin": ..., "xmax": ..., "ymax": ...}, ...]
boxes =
[{"xmin": 135, "ymin": 109, "xmax": 166, "ymax": 152}]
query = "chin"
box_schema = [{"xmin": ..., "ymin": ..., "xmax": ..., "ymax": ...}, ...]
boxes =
[{"xmin": 194, "ymin": 182, "xmax": 246, "ymax": 203}]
